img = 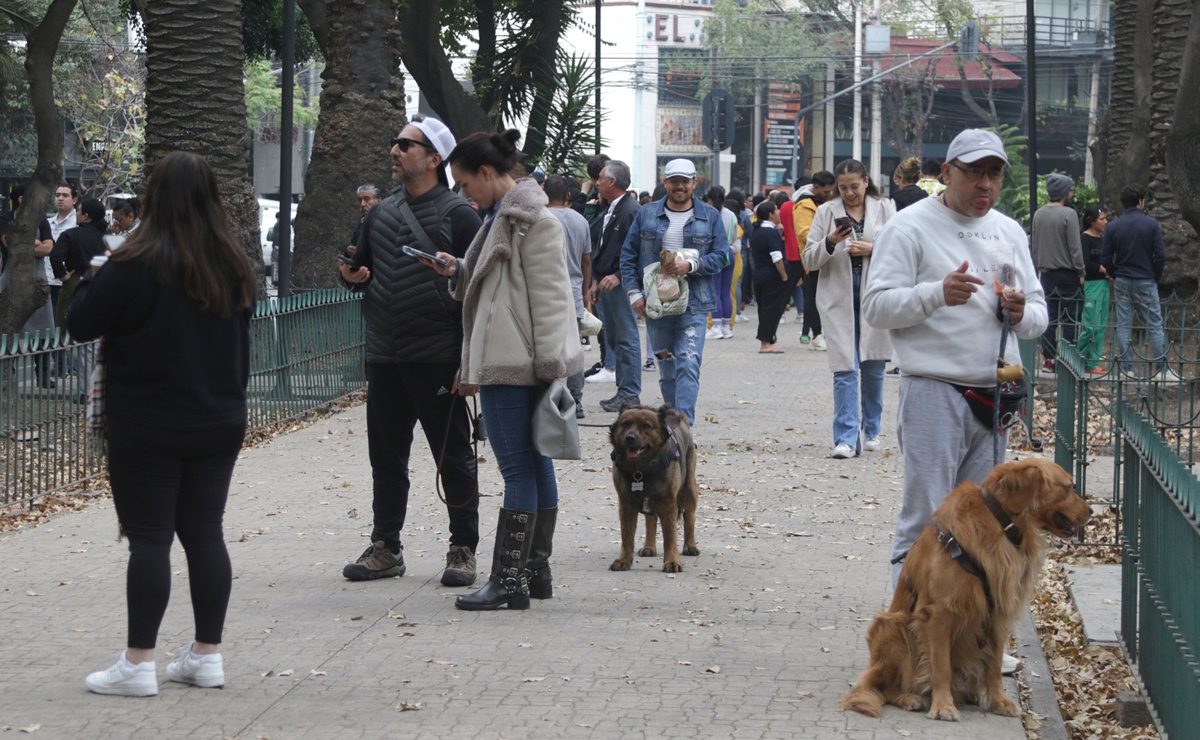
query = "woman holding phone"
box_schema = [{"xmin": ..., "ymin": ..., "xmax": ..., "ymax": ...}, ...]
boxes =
[
  {"xmin": 423, "ymin": 129, "xmax": 583, "ymax": 612},
  {"xmin": 802, "ymin": 159, "xmax": 896, "ymax": 459},
  {"xmin": 69, "ymin": 152, "xmax": 257, "ymax": 696}
]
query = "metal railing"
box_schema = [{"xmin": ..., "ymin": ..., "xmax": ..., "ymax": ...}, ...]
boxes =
[
  {"xmin": 1047, "ymin": 288, "xmax": 1200, "ymax": 736},
  {"xmin": 1, "ymin": 289, "xmax": 365, "ymax": 506}
]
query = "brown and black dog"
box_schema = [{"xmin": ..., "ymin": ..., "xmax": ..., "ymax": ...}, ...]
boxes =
[
  {"xmin": 608, "ymin": 404, "xmax": 699, "ymax": 573},
  {"xmin": 840, "ymin": 458, "xmax": 1091, "ymax": 721}
]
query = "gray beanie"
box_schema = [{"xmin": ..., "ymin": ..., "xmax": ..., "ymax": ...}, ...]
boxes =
[{"xmin": 1046, "ymin": 173, "xmax": 1073, "ymax": 202}]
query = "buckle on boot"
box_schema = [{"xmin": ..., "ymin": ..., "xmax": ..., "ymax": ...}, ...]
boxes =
[
  {"xmin": 514, "ymin": 514, "xmax": 529, "ymax": 524},
  {"xmin": 512, "ymin": 532, "xmax": 526, "ymax": 541}
]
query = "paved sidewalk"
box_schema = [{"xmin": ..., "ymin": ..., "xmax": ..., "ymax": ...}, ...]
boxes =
[{"xmin": 0, "ymin": 312, "xmax": 1037, "ymax": 739}]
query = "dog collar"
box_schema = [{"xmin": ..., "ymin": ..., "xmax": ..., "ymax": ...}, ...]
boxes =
[
  {"xmin": 611, "ymin": 427, "xmax": 682, "ymax": 509},
  {"xmin": 935, "ymin": 522, "xmax": 996, "ymax": 614},
  {"xmin": 980, "ymin": 487, "xmax": 1023, "ymax": 548}
]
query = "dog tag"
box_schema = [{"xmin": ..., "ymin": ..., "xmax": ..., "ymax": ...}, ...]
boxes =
[{"xmin": 631, "ymin": 481, "xmax": 644, "ymax": 492}]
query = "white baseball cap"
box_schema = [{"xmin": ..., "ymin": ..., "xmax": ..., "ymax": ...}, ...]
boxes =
[
  {"xmin": 945, "ymin": 128, "xmax": 1009, "ymax": 165},
  {"xmin": 409, "ymin": 116, "xmax": 456, "ymax": 160},
  {"xmin": 663, "ymin": 159, "xmax": 697, "ymax": 179}
]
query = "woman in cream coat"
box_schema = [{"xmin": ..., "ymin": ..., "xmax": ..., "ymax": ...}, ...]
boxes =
[
  {"xmin": 802, "ymin": 159, "xmax": 896, "ymax": 459},
  {"xmin": 426, "ymin": 129, "xmax": 583, "ymax": 613}
]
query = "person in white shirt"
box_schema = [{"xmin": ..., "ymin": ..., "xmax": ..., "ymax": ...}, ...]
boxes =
[{"xmin": 862, "ymin": 129, "xmax": 1047, "ymax": 607}]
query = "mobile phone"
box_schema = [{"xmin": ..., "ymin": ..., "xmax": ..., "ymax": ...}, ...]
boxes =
[
  {"xmin": 337, "ymin": 254, "xmax": 360, "ymax": 271},
  {"xmin": 402, "ymin": 245, "xmax": 448, "ymax": 266},
  {"xmin": 834, "ymin": 216, "xmax": 853, "ymax": 232}
]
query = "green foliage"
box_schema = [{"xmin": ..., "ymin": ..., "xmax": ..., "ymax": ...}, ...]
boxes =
[
  {"xmin": 993, "ymin": 123, "xmax": 1033, "ymax": 227},
  {"xmin": 533, "ymin": 52, "xmax": 603, "ymax": 175},
  {"xmin": 244, "ymin": 58, "xmax": 318, "ymax": 137},
  {"xmin": 703, "ymin": 0, "xmax": 834, "ymax": 99},
  {"xmin": 243, "ymin": 0, "xmax": 322, "ymax": 63}
]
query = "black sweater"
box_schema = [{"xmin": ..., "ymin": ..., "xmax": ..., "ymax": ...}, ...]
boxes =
[
  {"xmin": 50, "ymin": 221, "xmax": 107, "ymax": 279},
  {"xmin": 750, "ymin": 223, "xmax": 786, "ymax": 283},
  {"xmin": 66, "ymin": 259, "xmax": 252, "ymax": 432}
]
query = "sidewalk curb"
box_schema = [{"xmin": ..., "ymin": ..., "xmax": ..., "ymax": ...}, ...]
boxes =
[{"xmin": 1015, "ymin": 608, "xmax": 1069, "ymax": 740}]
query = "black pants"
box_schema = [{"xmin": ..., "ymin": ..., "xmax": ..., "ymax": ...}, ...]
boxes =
[
  {"xmin": 1040, "ymin": 269, "xmax": 1082, "ymax": 363},
  {"xmin": 366, "ymin": 362, "xmax": 479, "ymax": 553},
  {"xmin": 740, "ymin": 248, "xmax": 755, "ymax": 305},
  {"xmin": 107, "ymin": 417, "xmax": 244, "ymax": 649},
  {"xmin": 754, "ymin": 275, "xmax": 794, "ymax": 344},
  {"xmin": 802, "ymin": 269, "xmax": 822, "ymax": 338}
]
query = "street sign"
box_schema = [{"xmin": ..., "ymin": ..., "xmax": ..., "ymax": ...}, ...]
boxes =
[{"xmin": 701, "ymin": 89, "xmax": 736, "ymax": 152}]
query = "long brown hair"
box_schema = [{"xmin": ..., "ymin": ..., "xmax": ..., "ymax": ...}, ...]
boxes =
[{"xmin": 112, "ymin": 151, "xmax": 257, "ymax": 318}]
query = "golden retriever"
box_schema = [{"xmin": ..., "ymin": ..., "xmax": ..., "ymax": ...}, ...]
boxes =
[{"xmin": 841, "ymin": 458, "xmax": 1091, "ymax": 721}]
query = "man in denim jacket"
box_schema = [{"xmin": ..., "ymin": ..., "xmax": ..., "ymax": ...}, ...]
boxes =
[{"xmin": 619, "ymin": 158, "xmax": 731, "ymax": 424}]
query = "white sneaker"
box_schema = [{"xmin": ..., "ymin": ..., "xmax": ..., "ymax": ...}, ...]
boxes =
[
  {"xmin": 167, "ymin": 645, "xmax": 225, "ymax": 688},
  {"xmin": 585, "ymin": 368, "xmax": 616, "ymax": 383},
  {"xmin": 1154, "ymin": 366, "xmax": 1182, "ymax": 382},
  {"xmin": 705, "ymin": 327, "xmax": 721, "ymax": 339},
  {"xmin": 831, "ymin": 444, "xmax": 855, "ymax": 459},
  {"xmin": 811, "ymin": 335, "xmax": 827, "ymax": 351},
  {"xmin": 862, "ymin": 437, "xmax": 881, "ymax": 452},
  {"xmin": 1001, "ymin": 652, "xmax": 1020, "ymax": 675},
  {"xmin": 720, "ymin": 325, "xmax": 733, "ymax": 339},
  {"xmin": 86, "ymin": 652, "xmax": 158, "ymax": 697}
]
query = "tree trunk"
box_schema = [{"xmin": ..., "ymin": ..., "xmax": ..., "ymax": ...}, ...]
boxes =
[
  {"xmin": 399, "ymin": 0, "xmax": 491, "ymax": 139},
  {"xmin": 141, "ymin": 0, "xmax": 261, "ymax": 275},
  {"xmin": 0, "ymin": 0, "xmax": 77, "ymax": 336},
  {"xmin": 289, "ymin": 0, "xmax": 405, "ymax": 291},
  {"xmin": 520, "ymin": 1, "xmax": 565, "ymax": 163},
  {"xmin": 1166, "ymin": 1, "xmax": 1200, "ymax": 235},
  {"xmin": 1099, "ymin": 0, "xmax": 1155, "ymax": 213}
]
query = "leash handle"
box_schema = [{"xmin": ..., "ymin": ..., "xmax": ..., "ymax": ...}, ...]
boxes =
[
  {"xmin": 436, "ymin": 393, "xmax": 482, "ymax": 509},
  {"xmin": 993, "ymin": 308, "xmax": 1011, "ymax": 466}
]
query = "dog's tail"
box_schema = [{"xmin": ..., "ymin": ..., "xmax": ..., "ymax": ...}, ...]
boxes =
[{"xmin": 838, "ymin": 684, "xmax": 885, "ymax": 718}]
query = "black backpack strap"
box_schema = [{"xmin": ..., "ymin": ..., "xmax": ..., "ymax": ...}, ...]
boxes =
[{"xmin": 396, "ymin": 197, "xmax": 438, "ymax": 255}]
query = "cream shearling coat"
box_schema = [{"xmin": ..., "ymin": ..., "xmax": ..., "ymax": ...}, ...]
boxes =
[
  {"xmin": 802, "ymin": 195, "xmax": 896, "ymax": 373},
  {"xmin": 453, "ymin": 178, "xmax": 585, "ymax": 386}
]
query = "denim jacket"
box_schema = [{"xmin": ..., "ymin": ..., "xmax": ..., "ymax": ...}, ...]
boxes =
[{"xmin": 619, "ymin": 196, "xmax": 731, "ymax": 313}]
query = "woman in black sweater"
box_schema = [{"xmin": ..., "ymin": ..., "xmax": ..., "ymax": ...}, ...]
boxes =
[
  {"xmin": 750, "ymin": 200, "xmax": 789, "ymax": 353},
  {"xmin": 1077, "ymin": 204, "xmax": 1111, "ymax": 375},
  {"xmin": 69, "ymin": 152, "xmax": 258, "ymax": 697},
  {"xmin": 890, "ymin": 156, "xmax": 928, "ymax": 211}
]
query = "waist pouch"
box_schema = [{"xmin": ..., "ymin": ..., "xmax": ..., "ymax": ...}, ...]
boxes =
[{"xmin": 951, "ymin": 379, "xmax": 1027, "ymax": 430}]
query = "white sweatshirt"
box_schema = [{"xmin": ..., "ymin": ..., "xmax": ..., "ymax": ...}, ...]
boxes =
[{"xmin": 862, "ymin": 196, "xmax": 1047, "ymax": 387}]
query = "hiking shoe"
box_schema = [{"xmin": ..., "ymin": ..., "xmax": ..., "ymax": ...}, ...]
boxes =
[
  {"xmin": 442, "ymin": 545, "xmax": 478, "ymax": 587},
  {"xmin": 600, "ymin": 395, "xmax": 640, "ymax": 413},
  {"xmin": 86, "ymin": 652, "xmax": 158, "ymax": 697},
  {"xmin": 166, "ymin": 645, "xmax": 224, "ymax": 688},
  {"xmin": 343, "ymin": 541, "xmax": 405, "ymax": 581}
]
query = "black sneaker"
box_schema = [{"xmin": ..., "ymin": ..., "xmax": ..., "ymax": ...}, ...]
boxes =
[
  {"xmin": 643, "ymin": 358, "xmax": 656, "ymax": 372},
  {"xmin": 600, "ymin": 395, "xmax": 640, "ymax": 413},
  {"xmin": 342, "ymin": 541, "xmax": 405, "ymax": 581}
]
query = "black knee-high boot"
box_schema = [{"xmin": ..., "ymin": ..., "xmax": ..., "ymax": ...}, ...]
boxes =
[
  {"xmin": 526, "ymin": 507, "xmax": 557, "ymax": 599},
  {"xmin": 455, "ymin": 508, "xmax": 536, "ymax": 611}
]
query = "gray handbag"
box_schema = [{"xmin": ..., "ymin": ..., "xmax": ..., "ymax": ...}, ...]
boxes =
[{"xmin": 531, "ymin": 379, "xmax": 581, "ymax": 460}]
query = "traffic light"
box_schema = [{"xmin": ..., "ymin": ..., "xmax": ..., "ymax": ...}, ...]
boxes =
[{"xmin": 702, "ymin": 89, "xmax": 736, "ymax": 152}]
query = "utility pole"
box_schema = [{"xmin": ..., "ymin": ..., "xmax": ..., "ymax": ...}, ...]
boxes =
[
  {"xmin": 278, "ymin": 0, "xmax": 295, "ymax": 298},
  {"xmin": 869, "ymin": 0, "xmax": 882, "ymax": 185},
  {"xmin": 1026, "ymin": 0, "xmax": 1038, "ymax": 222},
  {"xmin": 1082, "ymin": 0, "xmax": 1104, "ymax": 185},
  {"xmin": 595, "ymin": 0, "xmax": 601, "ymax": 147},
  {"xmin": 852, "ymin": 2, "xmax": 863, "ymax": 162},
  {"xmin": 632, "ymin": 0, "xmax": 645, "ymax": 187}
]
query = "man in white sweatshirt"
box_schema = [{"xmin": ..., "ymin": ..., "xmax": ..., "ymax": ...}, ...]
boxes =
[{"xmin": 862, "ymin": 129, "xmax": 1048, "ymax": 598}]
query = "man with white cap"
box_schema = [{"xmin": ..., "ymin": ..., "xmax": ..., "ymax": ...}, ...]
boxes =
[
  {"xmin": 619, "ymin": 158, "xmax": 731, "ymax": 425},
  {"xmin": 336, "ymin": 114, "xmax": 485, "ymax": 588},
  {"xmin": 862, "ymin": 129, "xmax": 1047, "ymax": 675}
]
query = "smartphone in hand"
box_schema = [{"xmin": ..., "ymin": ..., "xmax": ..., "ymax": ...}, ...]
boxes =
[
  {"xmin": 337, "ymin": 254, "xmax": 360, "ymax": 271},
  {"xmin": 834, "ymin": 216, "xmax": 853, "ymax": 233},
  {"xmin": 402, "ymin": 245, "xmax": 449, "ymax": 266}
]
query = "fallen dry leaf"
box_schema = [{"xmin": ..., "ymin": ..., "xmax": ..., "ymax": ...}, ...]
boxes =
[
  {"xmin": 395, "ymin": 702, "xmax": 424, "ymax": 712},
  {"xmin": 19, "ymin": 725, "xmax": 40, "ymax": 734},
  {"xmin": 705, "ymin": 665, "xmax": 721, "ymax": 674}
]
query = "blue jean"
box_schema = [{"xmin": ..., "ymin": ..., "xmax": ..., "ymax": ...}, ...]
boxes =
[
  {"xmin": 832, "ymin": 271, "xmax": 885, "ymax": 447},
  {"xmin": 479, "ymin": 385, "xmax": 558, "ymax": 511},
  {"xmin": 645, "ymin": 310, "xmax": 708, "ymax": 424},
  {"xmin": 1114, "ymin": 277, "xmax": 1165, "ymax": 373},
  {"xmin": 599, "ymin": 286, "xmax": 642, "ymax": 399}
]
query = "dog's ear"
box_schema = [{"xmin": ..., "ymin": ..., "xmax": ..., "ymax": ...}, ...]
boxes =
[
  {"xmin": 984, "ymin": 460, "xmax": 1043, "ymax": 513},
  {"xmin": 657, "ymin": 405, "xmax": 673, "ymax": 430},
  {"xmin": 609, "ymin": 413, "xmax": 624, "ymax": 441}
]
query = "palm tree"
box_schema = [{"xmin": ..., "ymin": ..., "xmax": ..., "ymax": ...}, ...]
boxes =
[{"xmin": 138, "ymin": 0, "xmax": 261, "ymax": 271}]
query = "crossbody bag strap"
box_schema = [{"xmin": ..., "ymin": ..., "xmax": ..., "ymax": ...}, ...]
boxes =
[{"xmin": 396, "ymin": 198, "xmax": 439, "ymax": 254}]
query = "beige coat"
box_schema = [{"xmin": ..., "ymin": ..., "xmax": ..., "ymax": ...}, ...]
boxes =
[
  {"xmin": 453, "ymin": 178, "xmax": 585, "ymax": 386},
  {"xmin": 802, "ymin": 195, "xmax": 896, "ymax": 372}
]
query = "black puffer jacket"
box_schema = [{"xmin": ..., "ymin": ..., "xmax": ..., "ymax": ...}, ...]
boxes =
[{"xmin": 349, "ymin": 184, "xmax": 482, "ymax": 364}]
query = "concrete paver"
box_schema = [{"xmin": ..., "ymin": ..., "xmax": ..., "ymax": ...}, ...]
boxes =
[{"xmin": 0, "ymin": 312, "xmax": 1038, "ymax": 738}]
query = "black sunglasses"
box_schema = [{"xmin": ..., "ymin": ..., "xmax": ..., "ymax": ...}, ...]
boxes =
[{"xmin": 391, "ymin": 137, "xmax": 436, "ymax": 153}]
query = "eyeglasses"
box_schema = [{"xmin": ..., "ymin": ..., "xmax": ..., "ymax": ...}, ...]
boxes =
[
  {"xmin": 948, "ymin": 161, "xmax": 1007, "ymax": 183},
  {"xmin": 391, "ymin": 137, "xmax": 436, "ymax": 153}
]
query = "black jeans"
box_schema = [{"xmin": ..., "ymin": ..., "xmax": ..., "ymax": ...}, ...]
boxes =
[
  {"xmin": 106, "ymin": 417, "xmax": 244, "ymax": 648},
  {"xmin": 802, "ymin": 269, "xmax": 822, "ymax": 338},
  {"xmin": 366, "ymin": 362, "xmax": 479, "ymax": 553},
  {"xmin": 1040, "ymin": 269, "xmax": 1082, "ymax": 363}
]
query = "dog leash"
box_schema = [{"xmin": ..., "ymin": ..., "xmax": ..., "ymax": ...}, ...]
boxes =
[{"xmin": 434, "ymin": 392, "xmax": 483, "ymax": 509}]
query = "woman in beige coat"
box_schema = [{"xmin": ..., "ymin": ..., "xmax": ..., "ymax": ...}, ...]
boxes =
[
  {"xmin": 425, "ymin": 129, "xmax": 583, "ymax": 612},
  {"xmin": 802, "ymin": 159, "xmax": 896, "ymax": 459}
]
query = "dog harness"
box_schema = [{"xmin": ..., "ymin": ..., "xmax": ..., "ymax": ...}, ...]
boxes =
[
  {"xmin": 909, "ymin": 488, "xmax": 1023, "ymax": 617},
  {"xmin": 611, "ymin": 427, "xmax": 682, "ymax": 515}
]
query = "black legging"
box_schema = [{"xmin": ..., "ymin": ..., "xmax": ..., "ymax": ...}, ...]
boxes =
[
  {"xmin": 107, "ymin": 417, "xmax": 244, "ymax": 648},
  {"xmin": 755, "ymin": 277, "xmax": 793, "ymax": 344},
  {"xmin": 802, "ymin": 269, "xmax": 822, "ymax": 338}
]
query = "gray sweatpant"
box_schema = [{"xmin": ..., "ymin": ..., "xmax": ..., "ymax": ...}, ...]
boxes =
[{"xmin": 891, "ymin": 376, "xmax": 1006, "ymax": 589}]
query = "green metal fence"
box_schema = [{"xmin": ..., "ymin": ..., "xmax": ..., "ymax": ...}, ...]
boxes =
[
  {"xmin": 1118, "ymin": 399, "xmax": 1200, "ymax": 740},
  {"xmin": 0, "ymin": 290, "xmax": 365, "ymax": 507}
]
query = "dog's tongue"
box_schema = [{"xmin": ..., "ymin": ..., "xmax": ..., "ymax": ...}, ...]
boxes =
[{"xmin": 626, "ymin": 448, "xmax": 643, "ymax": 460}]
